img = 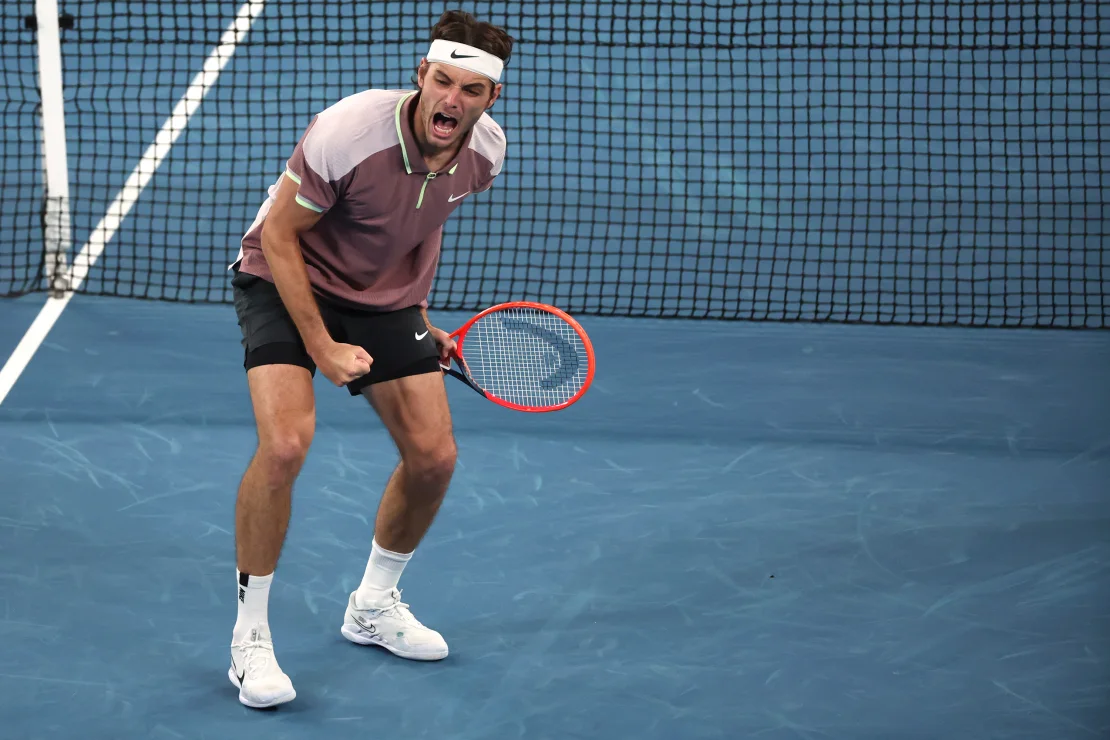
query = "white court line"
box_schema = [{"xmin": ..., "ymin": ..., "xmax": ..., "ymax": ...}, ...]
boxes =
[{"xmin": 0, "ymin": 1, "xmax": 266, "ymax": 407}]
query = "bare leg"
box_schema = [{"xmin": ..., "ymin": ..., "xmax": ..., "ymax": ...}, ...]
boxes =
[
  {"xmin": 363, "ymin": 371, "xmax": 457, "ymax": 553},
  {"xmin": 236, "ymin": 364, "xmax": 316, "ymax": 575}
]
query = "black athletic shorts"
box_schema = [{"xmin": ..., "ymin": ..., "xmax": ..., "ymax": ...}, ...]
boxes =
[{"xmin": 230, "ymin": 269, "xmax": 441, "ymax": 396}]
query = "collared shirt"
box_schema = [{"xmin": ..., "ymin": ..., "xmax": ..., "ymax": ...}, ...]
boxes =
[{"xmin": 233, "ymin": 89, "xmax": 505, "ymax": 310}]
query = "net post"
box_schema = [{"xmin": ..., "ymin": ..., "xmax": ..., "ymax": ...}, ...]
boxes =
[{"xmin": 35, "ymin": 0, "xmax": 73, "ymax": 297}]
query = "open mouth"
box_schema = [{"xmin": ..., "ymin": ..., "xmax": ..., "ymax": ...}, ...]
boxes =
[{"xmin": 432, "ymin": 112, "xmax": 458, "ymax": 138}]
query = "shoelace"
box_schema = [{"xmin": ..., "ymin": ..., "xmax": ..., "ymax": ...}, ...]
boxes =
[
  {"xmin": 365, "ymin": 589, "xmax": 421, "ymax": 626},
  {"xmin": 235, "ymin": 628, "xmax": 275, "ymax": 679}
]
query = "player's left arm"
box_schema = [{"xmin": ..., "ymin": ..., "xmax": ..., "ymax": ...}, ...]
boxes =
[{"xmin": 421, "ymin": 307, "xmax": 456, "ymax": 364}]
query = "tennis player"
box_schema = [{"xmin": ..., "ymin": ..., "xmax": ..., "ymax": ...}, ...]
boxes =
[{"xmin": 224, "ymin": 10, "xmax": 510, "ymax": 708}]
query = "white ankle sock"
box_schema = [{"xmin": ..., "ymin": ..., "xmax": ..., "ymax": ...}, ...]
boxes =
[
  {"xmin": 355, "ymin": 539, "xmax": 412, "ymax": 605},
  {"xmin": 234, "ymin": 569, "xmax": 272, "ymax": 639}
]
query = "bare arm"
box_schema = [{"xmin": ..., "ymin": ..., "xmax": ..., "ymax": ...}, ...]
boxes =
[
  {"xmin": 260, "ymin": 173, "xmax": 331, "ymax": 356},
  {"xmin": 420, "ymin": 307, "xmax": 457, "ymax": 364}
]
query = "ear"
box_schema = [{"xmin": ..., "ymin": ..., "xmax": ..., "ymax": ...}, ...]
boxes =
[
  {"xmin": 487, "ymin": 82, "xmax": 502, "ymax": 110},
  {"xmin": 417, "ymin": 59, "xmax": 429, "ymax": 88}
]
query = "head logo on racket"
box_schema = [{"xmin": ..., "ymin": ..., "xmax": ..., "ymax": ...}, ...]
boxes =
[{"xmin": 496, "ymin": 316, "xmax": 580, "ymax": 389}]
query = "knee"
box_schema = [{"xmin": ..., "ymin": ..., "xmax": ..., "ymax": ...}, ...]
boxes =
[
  {"xmin": 259, "ymin": 421, "xmax": 314, "ymax": 477},
  {"xmin": 404, "ymin": 435, "xmax": 457, "ymax": 489}
]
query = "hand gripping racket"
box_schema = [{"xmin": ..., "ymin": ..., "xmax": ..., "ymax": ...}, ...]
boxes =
[{"xmin": 439, "ymin": 302, "xmax": 596, "ymax": 412}]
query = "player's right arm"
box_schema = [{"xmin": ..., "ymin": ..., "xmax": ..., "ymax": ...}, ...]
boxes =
[{"xmin": 260, "ymin": 173, "xmax": 371, "ymax": 385}]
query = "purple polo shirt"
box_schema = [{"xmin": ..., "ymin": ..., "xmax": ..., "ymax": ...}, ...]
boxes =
[{"xmin": 233, "ymin": 89, "xmax": 506, "ymax": 310}]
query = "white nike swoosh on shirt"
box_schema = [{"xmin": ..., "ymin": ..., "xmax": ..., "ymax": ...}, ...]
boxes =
[
  {"xmin": 415, "ymin": 331, "xmax": 429, "ymax": 340},
  {"xmin": 448, "ymin": 192, "xmax": 470, "ymax": 202}
]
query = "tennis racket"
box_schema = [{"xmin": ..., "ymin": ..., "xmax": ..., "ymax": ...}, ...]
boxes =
[{"xmin": 439, "ymin": 301, "xmax": 596, "ymax": 412}]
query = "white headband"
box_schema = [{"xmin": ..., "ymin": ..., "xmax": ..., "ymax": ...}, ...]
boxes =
[{"xmin": 426, "ymin": 38, "xmax": 504, "ymax": 83}]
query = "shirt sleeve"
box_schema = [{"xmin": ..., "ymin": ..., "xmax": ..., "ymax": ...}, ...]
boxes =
[
  {"xmin": 284, "ymin": 117, "xmax": 349, "ymax": 214},
  {"xmin": 472, "ymin": 121, "xmax": 506, "ymax": 194}
]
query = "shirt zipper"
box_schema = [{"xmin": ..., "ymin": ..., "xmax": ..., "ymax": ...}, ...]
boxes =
[{"xmin": 416, "ymin": 171, "xmax": 437, "ymax": 209}]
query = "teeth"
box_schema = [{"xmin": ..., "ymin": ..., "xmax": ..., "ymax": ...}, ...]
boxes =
[{"xmin": 433, "ymin": 115, "xmax": 455, "ymax": 135}]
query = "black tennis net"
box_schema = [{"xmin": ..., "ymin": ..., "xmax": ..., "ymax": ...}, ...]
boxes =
[
  {"xmin": 3, "ymin": 2, "xmax": 44, "ymax": 297},
  {"xmin": 4, "ymin": 1, "xmax": 1108, "ymax": 327}
]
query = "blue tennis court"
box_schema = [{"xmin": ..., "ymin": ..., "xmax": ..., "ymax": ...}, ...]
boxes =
[
  {"xmin": 3, "ymin": 1, "xmax": 1109, "ymax": 738},
  {"xmin": 2, "ymin": 295, "xmax": 1108, "ymax": 738}
]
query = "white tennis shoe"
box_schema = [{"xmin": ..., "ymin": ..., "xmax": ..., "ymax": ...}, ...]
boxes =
[
  {"xmin": 341, "ymin": 588, "xmax": 449, "ymax": 661},
  {"xmin": 228, "ymin": 624, "xmax": 296, "ymax": 708}
]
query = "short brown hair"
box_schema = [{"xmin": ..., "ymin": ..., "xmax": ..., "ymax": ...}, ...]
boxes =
[{"xmin": 429, "ymin": 10, "xmax": 513, "ymax": 64}]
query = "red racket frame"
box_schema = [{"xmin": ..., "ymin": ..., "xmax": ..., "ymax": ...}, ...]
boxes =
[{"xmin": 439, "ymin": 301, "xmax": 596, "ymax": 413}]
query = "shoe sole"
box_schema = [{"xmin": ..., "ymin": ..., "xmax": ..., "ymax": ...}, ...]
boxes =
[
  {"xmin": 228, "ymin": 667, "xmax": 297, "ymax": 709},
  {"xmin": 341, "ymin": 622, "xmax": 449, "ymax": 661}
]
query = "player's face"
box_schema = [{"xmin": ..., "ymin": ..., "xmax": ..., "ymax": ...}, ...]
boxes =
[{"xmin": 418, "ymin": 62, "xmax": 501, "ymax": 151}]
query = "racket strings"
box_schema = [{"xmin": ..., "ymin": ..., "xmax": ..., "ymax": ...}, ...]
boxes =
[{"xmin": 461, "ymin": 307, "xmax": 589, "ymax": 408}]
